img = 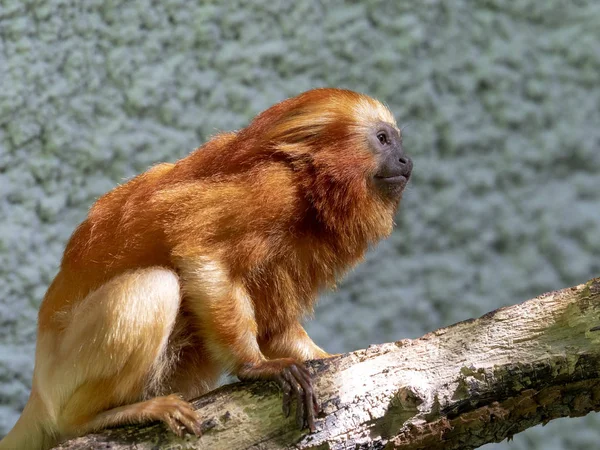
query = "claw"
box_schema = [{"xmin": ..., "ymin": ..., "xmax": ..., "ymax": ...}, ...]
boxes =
[
  {"xmin": 238, "ymin": 359, "xmax": 320, "ymax": 432},
  {"xmin": 155, "ymin": 394, "xmax": 202, "ymax": 437}
]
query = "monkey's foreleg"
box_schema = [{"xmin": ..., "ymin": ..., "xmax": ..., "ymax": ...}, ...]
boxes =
[
  {"xmin": 72, "ymin": 392, "xmax": 202, "ymax": 438},
  {"xmin": 179, "ymin": 258, "xmax": 320, "ymax": 432}
]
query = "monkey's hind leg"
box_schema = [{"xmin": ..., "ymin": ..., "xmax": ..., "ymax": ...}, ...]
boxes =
[
  {"xmin": 62, "ymin": 388, "xmax": 202, "ymax": 439},
  {"xmin": 44, "ymin": 267, "xmax": 202, "ymax": 441}
]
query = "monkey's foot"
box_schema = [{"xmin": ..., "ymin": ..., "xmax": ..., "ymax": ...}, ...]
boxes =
[
  {"xmin": 142, "ymin": 394, "xmax": 203, "ymax": 438},
  {"xmin": 238, "ymin": 359, "xmax": 320, "ymax": 432}
]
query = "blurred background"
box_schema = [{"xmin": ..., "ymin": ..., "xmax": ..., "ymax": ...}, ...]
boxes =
[{"xmin": 1, "ymin": 1, "xmax": 599, "ymax": 448}]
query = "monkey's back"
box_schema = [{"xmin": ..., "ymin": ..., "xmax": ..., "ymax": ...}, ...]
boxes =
[
  {"xmin": 38, "ymin": 163, "xmax": 176, "ymax": 331},
  {"xmin": 36, "ymin": 143, "xmax": 305, "ymax": 332}
]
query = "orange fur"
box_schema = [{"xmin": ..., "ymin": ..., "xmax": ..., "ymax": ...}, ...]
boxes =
[{"xmin": 1, "ymin": 88, "xmax": 408, "ymax": 449}]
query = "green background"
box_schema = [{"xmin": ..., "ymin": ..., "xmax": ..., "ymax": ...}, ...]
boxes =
[{"xmin": 1, "ymin": 1, "xmax": 599, "ymax": 448}]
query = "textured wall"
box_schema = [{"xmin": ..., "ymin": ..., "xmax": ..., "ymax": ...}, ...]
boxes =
[{"xmin": 1, "ymin": 1, "xmax": 599, "ymax": 448}]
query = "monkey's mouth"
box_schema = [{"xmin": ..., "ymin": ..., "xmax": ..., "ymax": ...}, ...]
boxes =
[{"xmin": 374, "ymin": 174, "xmax": 410, "ymax": 185}]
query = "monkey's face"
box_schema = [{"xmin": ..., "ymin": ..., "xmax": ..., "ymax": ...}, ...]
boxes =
[
  {"xmin": 253, "ymin": 88, "xmax": 412, "ymax": 206},
  {"xmin": 367, "ymin": 122, "xmax": 412, "ymax": 198}
]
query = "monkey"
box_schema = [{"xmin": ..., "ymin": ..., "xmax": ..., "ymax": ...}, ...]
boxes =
[{"xmin": 0, "ymin": 88, "xmax": 412, "ymax": 450}]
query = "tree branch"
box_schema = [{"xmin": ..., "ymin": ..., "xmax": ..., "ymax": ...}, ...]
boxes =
[{"xmin": 55, "ymin": 277, "xmax": 600, "ymax": 450}]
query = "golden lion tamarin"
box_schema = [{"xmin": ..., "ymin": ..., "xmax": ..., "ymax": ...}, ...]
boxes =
[{"xmin": 1, "ymin": 88, "xmax": 412, "ymax": 449}]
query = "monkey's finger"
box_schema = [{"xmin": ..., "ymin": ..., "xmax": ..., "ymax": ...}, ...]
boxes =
[
  {"xmin": 163, "ymin": 414, "xmax": 185, "ymax": 438},
  {"xmin": 289, "ymin": 365, "xmax": 315, "ymax": 403},
  {"xmin": 293, "ymin": 364, "xmax": 320, "ymax": 416},
  {"xmin": 284, "ymin": 369, "xmax": 305, "ymax": 429},
  {"xmin": 294, "ymin": 385, "xmax": 305, "ymax": 429},
  {"xmin": 276, "ymin": 374, "xmax": 292, "ymax": 417},
  {"xmin": 174, "ymin": 408, "xmax": 203, "ymax": 437},
  {"xmin": 165, "ymin": 394, "xmax": 203, "ymax": 436},
  {"xmin": 303, "ymin": 373, "xmax": 320, "ymax": 416},
  {"xmin": 290, "ymin": 365, "xmax": 316, "ymax": 432},
  {"xmin": 289, "ymin": 364, "xmax": 312, "ymax": 393},
  {"xmin": 302, "ymin": 369, "xmax": 320, "ymax": 415},
  {"xmin": 312, "ymin": 391, "xmax": 321, "ymax": 416},
  {"xmin": 288, "ymin": 361, "xmax": 311, "ymax": 384},
  {"xmin": 295, "ymin": 364, "xmax": 313, "ymax": 385}
]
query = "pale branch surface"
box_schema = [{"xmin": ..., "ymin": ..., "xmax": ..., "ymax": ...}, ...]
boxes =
[{"xmin": 55, "ymin": 277, "xmax": 600, "ymax": 450}]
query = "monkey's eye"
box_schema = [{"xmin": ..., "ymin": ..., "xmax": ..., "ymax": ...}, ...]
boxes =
[{"xmin": 377, "ymin": 131, "xmax": 389, "ymax": 145}]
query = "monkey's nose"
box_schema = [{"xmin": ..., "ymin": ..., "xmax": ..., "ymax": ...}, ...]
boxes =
[{"xmin": 398, "ymin": 155, "xmax": 413, "ymax": 178}]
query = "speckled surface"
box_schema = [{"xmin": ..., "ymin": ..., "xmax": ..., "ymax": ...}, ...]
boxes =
[{"xmin": 1, "ymin": 1, "xmax": 599, "ymax": 448}]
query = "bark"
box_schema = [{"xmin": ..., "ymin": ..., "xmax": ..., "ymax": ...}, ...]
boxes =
[{"xmin": 55, "ymin": 277, "xmax": 600, "ymax": 450}]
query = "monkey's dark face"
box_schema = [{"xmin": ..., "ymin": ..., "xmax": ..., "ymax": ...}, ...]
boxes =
[{"xmin": 368, "ymin": 122, "xmax": 413, "ymax": 197}]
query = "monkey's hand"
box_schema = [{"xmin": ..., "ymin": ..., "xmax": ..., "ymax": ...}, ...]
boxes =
[{"xmin": 238, "ymin": 358, "xmax": 320, "ymax": 432}]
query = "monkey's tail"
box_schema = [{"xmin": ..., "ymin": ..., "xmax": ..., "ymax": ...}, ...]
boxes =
[{"xmin": 0, "ymin": 390, "xmax": 56, "ymax": 450}]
